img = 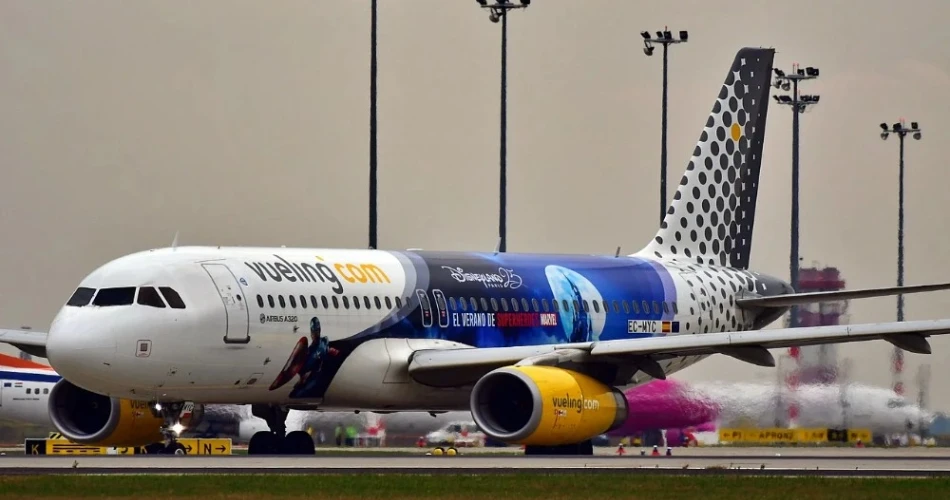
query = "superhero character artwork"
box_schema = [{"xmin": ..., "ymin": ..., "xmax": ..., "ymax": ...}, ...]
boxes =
[{"xmin": 269, "ymin": 317, "xmax": 340, "ymax": 398}]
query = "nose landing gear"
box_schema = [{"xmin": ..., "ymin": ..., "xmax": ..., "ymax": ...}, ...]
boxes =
[
  {"xmin": 149, "ymin": 401, "xmax": 196, "ymax": 455},
  {"xmin": 248, "ymin": 404, "xmax": 316, "ymax": 455}
]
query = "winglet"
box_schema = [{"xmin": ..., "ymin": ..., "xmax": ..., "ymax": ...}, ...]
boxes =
[
  {"xmin": 494, "ymin": 238, "xmax": 502, "ymax": 255},
  {"xmin": 171, "ymin": 230, "xmax": 180, "ymax": 250}
]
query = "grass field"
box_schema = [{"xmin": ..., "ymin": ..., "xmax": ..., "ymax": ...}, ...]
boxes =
[{"xmin": 1, "ymin": 474, "xmax": 949, "ymax": 499}]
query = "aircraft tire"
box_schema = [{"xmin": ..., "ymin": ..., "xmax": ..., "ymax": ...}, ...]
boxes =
[
  {"xmin": 282, "ymin": 431, "xmax": 316, "ymax": 455},
  {"xmin": 248, "ymin": 431, "xmax": 280, "ymax": 455}
]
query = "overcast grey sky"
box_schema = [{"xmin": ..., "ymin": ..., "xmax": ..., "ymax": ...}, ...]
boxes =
[{"xmin": 2, "ymin": 1, "xmax": 949, "ymax": 407}]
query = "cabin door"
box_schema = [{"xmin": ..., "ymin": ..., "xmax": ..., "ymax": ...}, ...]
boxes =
[{"xmin": 201, "ymin": 263, "xmax": 251, "ymax": 344}]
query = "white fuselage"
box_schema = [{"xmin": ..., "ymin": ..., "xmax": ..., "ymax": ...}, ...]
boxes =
[
  {"xmin": 0, "ymin": 363, "xmax": 57, "ymax": 427},
  {"xmin": 44, "ymin": 246, "xmax": 783, "ymax": 411}
]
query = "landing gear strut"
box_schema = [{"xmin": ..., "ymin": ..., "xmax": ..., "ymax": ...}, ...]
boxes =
[
  {"xmin": 524, "ymin": 440, "xmax": 594, "ymax": 456},
  {"xmin": 149, "ymin": 401, "xmax": 195, "ymax": 455},
  {"xmin": 248, "ymin": 404, "xmax": 315, "ymax": 455}
]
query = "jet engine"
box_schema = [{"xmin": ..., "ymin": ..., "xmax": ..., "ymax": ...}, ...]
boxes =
[
  {"xmin": 470, "ymin": 366, "xmax": 627, "ymax": 446},
  {"xmin": 48, "ymin": 379, "xmax": 199, "ymax": 446}
]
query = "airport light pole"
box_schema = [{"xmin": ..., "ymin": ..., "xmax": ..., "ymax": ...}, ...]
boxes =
[
  {"xmin": 641, "ymin": 28, "xmax": 688, "ymax": 224},
  {"xmin": 368, "ymin": 0, "xmax": 379, "ymax": 250},
  {"xmin": 475, "ymin": 0, "xmax": 530, "ymax": 253},
  {"xmin": 771, "ymin": 63, "xmax": 820, "ymax": 328},
  {"xmin": 879, "ymin": 118, "xmax": 922, "ymax": 396}
]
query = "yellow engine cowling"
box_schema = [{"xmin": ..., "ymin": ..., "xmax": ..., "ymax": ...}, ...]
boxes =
[
  {"xmin": 48, "ymin": 379, "xmax": 169, "ymax": 447},
  {"xmin": 469, "ymin": 366, "xmax": 628, "ymax": 446}
]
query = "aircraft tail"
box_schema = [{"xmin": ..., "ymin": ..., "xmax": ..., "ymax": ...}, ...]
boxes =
[{"xmin": 641, "ymin": 47, "xmax": 775, "ymax": 270}]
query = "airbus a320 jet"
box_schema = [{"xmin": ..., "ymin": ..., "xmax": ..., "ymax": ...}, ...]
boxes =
[{"xmin": 4, "ymin": 47, "xmax": 950, "ymax": 456}]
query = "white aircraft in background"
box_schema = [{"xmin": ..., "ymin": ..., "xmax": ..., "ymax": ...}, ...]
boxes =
[
  {"xmin": 0, "ymin": 353, "xmax": 57, "ymax": 426},
  {"xmin": 5, "ymin": 47, "xmax": 950, "ymax": 456}
]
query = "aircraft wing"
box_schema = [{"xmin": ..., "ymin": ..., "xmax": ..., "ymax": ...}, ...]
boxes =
[
  {"xmin": 407, "ymin": 318, "xmax": 950, "ymax": 387},
  {"xmin": 0, "ymin": 329, "xmax": 48, "ymax": 358}
]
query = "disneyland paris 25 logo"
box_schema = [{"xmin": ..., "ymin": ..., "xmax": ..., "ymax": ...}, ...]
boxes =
[{"xmin": 442, "ymin": 266, "xmax": 523, "ymax": 289}]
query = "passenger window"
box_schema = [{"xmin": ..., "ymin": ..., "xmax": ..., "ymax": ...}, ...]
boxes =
[
  {"xmin": 460, "ymin": 298, "xmax": 468, "ymax": 312},
  {"xmin": 572, "ymin": 300, "xmax": 579, "ymax": 311},
  {"xmin": 531, "ymin": 298, "xmax": 539, "ymax": 312},
  {"xmin": 289, "ymin": 295, "xmax": 297, "ymax": 308},
  {"xmin": 470, "ymin": 298, "xmax": 478, "ymax": 312},
  {"xmin": 490, "ymin": 298, "xmax": 498, "ymax": 312},
  {"xmin": 582, "ymin": 300, "xmax": 590, "ymax": 312},
  {"xmin": 592, "ymin": 301, "xmax": 600, "ymax": 313},
  {"xmin": 435, "ymin": 294, "xmax": 447, "ymax": 311},
  {"xmin": 449, "ymin": 297, "xmax": 457, "ymax": 311},
  {"xmin": 395, "ymin": 297, "xmax": 402, "ymax": 308},
  {"xmin": 563, "ymin": 299, "xmax": 570, "ymax": 311},
  {"xmin": 268, "ymin": 295, "xmax": 275, "ymax": 308},
  {"xmin": 385, "ymin": 297, "xmax": 392, "ymax": 309},
  {"xmin": 374, "ymin": 296, "xmax": 382, "ymax": 309},
  {"xmin": 364, "ymin": 296, "xmax": 372, "ymax": 309},
  {"xmin": 353, "ymin": 296, "xmax": 361, "ymax": 309},
  {"xmin": 622, "ymin": 300, "xmax": 630, "ymax": 314},
  {"xmin": 257, "ymin": 295, "xmax": 264, "ymax": 308},
  {"xmin": 663, "ymin": 302, "xmax": 670, "ymax": 313},
  {"xmin": 612, "ymin": 300, "xmax": 620, "ymax": 313},
  {"xmin": 159, "ymin": 287, "xmax": 186, "ymax": 309},
  {"xmin": 512, "ymin": 299, "xmax": 520, "ymax": 312},
  {"xmin": 541, "ymin": 299, "xmax": 550, "ymax": 312},
  {"xmin": 323, "ymin": 296, "xmax": 330, "ymax": 309},
  {"xmin": 552, "ymin": 300, "xmax": 559, "ymax": 312},
  {"xmin": 501, "ymin": 298, "xmax": 509, "ymax": 312},
  {"xmin": 332, "ymin": 296, "xmax": 339, "ymax": 309},
  {"xmin": 641, "ymin": 300, "xmax": 650, "ymax": 314},
  {"xmin": 26, "ymin": 388, "xmax": 31, "ymax": 394},
  {"xmin": 137, "ymin": 287, "xmax": 166, "ymax": 308},
  {"xmin": 342, "ymin": 296, "xmax": 350, "ymax": 309},
  {"xmin": 93, "ymin": 287, "xmax": 136, "ymax": 307},
  {"xmin": 43, "ymin": 388, "xmax": 49, "ymax": 394},
  {"xmin": 653, "ymin": 301, "xmax": 661, "ymax": 314},
  {"xmin": 300, "ymin": 295, "xmax": 307, "ymax": 309},
  {"xmin": 632, "ymin": 300, "xmax": 640, "ymax": 314},
  {"xmin": 278, "ymin": 295, "xmax": 286, "ymax": 308},
  {"xmin": 603, "ymin": 300, "xmax": 610, "ymax": 313},
  {"xmin": 66, "ymin": 287, "xmax": 96, "ymax": 307},
  {"xmin": 672, "ymin": 302, "xmax": 679, "ymax": 314},
  {"xmin": 521, "ymin": 298, "xmax": 529, "ymax": 311},
  {"xmin": 311, "ymin": 296, "xmax": 319, "ymax": 309}
]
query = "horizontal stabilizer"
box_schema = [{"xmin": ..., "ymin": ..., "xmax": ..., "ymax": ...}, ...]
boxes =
[{"xmin": 736, "ymin": 282, "xmax": 950, "ymax": 308}]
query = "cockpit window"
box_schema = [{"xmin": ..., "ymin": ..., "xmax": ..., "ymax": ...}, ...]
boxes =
[
  {"xmin": 66, "ymin": 287, "xmax": 96, "ymax": 307},
  {"xmin": 92, "ymin": 287, "xmax": 136, "ymax": 307},
  {"xmin": 158, "ymin": 287, "xmax": 186, "ymax": 309},
  {"xmin": 137, "ymin": 287, "xmax": 166, "ymax": 308}
]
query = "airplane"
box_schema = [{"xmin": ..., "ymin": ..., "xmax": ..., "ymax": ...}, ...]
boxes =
[
  {"xmin": 612, "ymin": 378, "xmax": 935, "ymax": 438},
  {"xmin": 0, "ymin": 353, "xmax": 57, "ymax": 427},
  {"xmin": 4, "ymin": 46, "xmax": 950, "ymax": 456}
]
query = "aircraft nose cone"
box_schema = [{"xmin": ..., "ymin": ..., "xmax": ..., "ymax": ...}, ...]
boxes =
[{"xmin": 46, "ymin": 309, "xmax": 117, "ymax": 392}]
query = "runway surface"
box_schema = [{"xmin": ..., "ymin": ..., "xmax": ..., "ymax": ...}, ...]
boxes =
[{"xmin": 3, "ymin": 447, "xmax": 950, "ymax": 477}]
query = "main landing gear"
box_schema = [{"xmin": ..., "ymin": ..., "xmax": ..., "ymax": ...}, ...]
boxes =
[
  {"xmin": 248, "ymin": 404, "xmax": 316, "ymax": 455},
  {"xmin": 524, "ymin": 440, "xmax": 594, "ymax": 456},
  {"xmin": 149, "ymin": 401, "xmax": 196, "ymax": 455}
]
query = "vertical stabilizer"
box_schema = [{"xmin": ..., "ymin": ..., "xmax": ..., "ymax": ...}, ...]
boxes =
[{"xmin": 641, "ymin": 48, "xmax": 774, "ymax": 270}]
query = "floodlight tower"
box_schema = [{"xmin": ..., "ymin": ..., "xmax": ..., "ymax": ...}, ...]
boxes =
[
  {"xmin": 641, "ymin": 28, "xmax": 688, "ymax": 224},
  {"xmin": 879, "ymin": 118, "xmax": 922, "ymax": 396},
  {"xmin": 771, "ymin": 63, "xmax": 820, "ymax": 328},
  {"xmin": 475, "ymin": 0, "xmax": 531, "ymax": 253},
  {"xmin": 368, "ymin": 0, "xmax": 379, "ymax": 250}
]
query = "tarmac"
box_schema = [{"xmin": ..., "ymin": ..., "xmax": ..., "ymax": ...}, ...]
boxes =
[{"xmin": 2, "ymin": 447, "xmax": 950, "ymax": 477}]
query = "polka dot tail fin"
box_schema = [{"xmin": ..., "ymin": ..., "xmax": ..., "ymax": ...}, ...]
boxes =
[{"xmin": 642, "ymin": 47, "xmax": 775, "ymax": 270}]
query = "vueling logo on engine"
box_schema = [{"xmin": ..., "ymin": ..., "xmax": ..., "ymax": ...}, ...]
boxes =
[
  {"xmin": 552, "ymin": 394, "xmax": 600, "ymax": 414},
  {"xmin": 244, "ymin": 254, "xmax": 390, "ymax": 294}
]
